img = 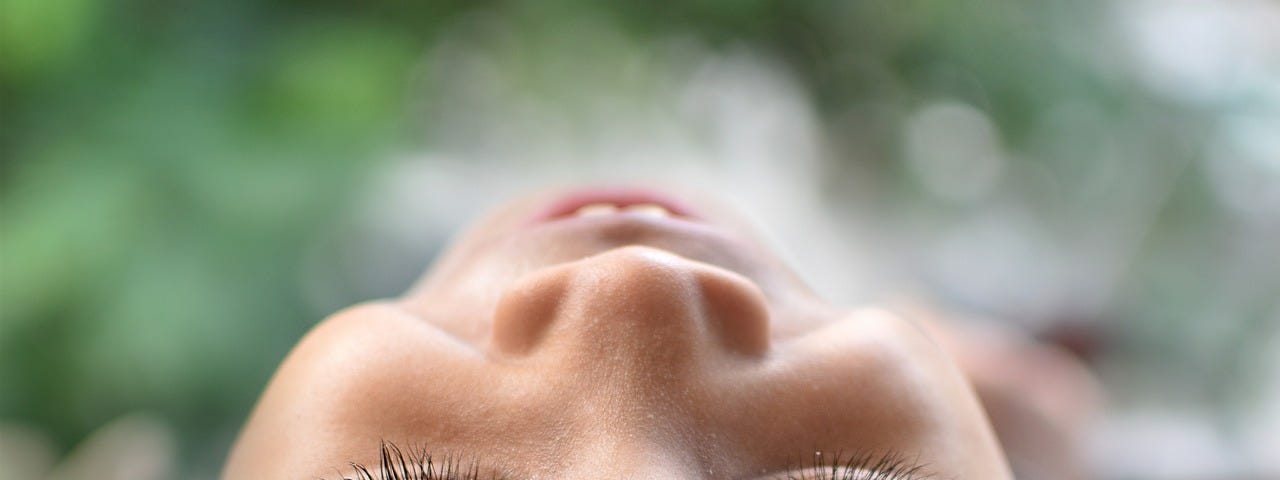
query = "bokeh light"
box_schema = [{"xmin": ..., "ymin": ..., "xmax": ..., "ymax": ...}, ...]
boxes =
[{"xmin": 1, "ymin": 1, "xmax": 1277, "ymax": 479}]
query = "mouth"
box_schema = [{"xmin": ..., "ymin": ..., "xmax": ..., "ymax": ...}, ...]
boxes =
[
  {"xmin": 492, "ymin": 185, "xmax": 787, "ymax": 302},
  {"xmin": 527, "ymin": 186, "xmax": 704, "ymax": 226}
]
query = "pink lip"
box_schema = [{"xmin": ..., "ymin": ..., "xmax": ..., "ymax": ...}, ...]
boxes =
[{"xmin": 528, "ymin": 186, "xmax": 702, "ymax": 225}]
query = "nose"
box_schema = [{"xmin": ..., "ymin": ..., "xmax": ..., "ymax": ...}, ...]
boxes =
[
  {"xmin": 556, "ymin": 443, "xmax": 708, "ymax": 480},
  {"xmin": 491, "ymin": 245, "xmax": 771, "ymax": 364}
]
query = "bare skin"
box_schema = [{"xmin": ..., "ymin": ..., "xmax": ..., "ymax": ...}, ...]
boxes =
[{"xmin": 223, "ymin": 186, "xmax": 1037, "ymax": 480}]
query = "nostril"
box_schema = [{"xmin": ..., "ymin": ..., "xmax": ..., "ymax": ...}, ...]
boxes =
[
  {"xmin": 489, "ymin": 245, "xmax": 772, "ymax": 363},
  {"xmin": 696, "ymin": 267, "xmax": 771, "ymax": 357},
  {"xmin": 490, "ymin": 246, "xmax": 704, "ymax": 360},
  {"xmin": 491, "ymin": 266, "xmax": 570, "ymax": 355}
]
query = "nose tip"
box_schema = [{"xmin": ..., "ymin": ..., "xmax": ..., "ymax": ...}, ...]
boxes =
[{"xmin": 490, "ymin": 245, "xmax": 771, "ymax": 360}]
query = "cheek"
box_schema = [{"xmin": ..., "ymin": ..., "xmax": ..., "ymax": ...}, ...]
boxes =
[
  {"xmin": 227, "ymin": 304, "xmax": 517, "ymax": 476},
  {"xmin": 711, "ymin": 345, "xmax": 938, "ymax": 461},
  {"xmin": 707, "ymin": 312, "xmax": 1001, "ymax": 475}
]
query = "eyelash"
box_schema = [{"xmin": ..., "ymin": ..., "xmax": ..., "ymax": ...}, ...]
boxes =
[
  {"xmin": 778, "ymin": 450, "xmax": 931, "ymax": 480},
  {"xmin": 334, "ymin": 443, "xmax": 931, "ymax": 480},
  {"xmin": 336, "ymin": 441, "xmax": 496, "ymax": 480}
]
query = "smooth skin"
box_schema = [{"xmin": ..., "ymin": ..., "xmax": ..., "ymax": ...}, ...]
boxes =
[{"xmin": 223, "ymin": 186, "xmax": 1018, "ymax": 479}]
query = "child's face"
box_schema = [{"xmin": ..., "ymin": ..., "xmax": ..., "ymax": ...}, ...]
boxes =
[{"xmin": 223, "ymin": 187, "xmax": 1011, "ymax": 479}]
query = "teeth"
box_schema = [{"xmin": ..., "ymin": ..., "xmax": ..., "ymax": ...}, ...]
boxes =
[
  {"xmin": 574, "ymin": 203, "xmax": 619, "ymax": 217},
  {"xmin": 623, "ymin": 203, "xmax": 671, "ymax": 217},
  {"xmin": 572, "ymin": 203, "xmax": 672, "ymax": 218}
]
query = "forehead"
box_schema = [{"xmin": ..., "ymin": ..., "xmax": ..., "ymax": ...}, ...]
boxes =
[{"xmin": 233, "ymin": 304, "xmax": 977, "ymax": 479}]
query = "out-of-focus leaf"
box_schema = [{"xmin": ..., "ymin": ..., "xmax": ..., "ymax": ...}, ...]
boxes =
[{"xmin": 0, "ymin": 0, "xmax": 100, "ymax": 80}]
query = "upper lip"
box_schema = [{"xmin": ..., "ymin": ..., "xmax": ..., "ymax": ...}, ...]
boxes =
[{"xmin": 527, "ymin": 186, "xmax": 703, "ymax": 224}]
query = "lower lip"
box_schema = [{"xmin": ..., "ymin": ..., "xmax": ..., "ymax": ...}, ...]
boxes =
[{"xmin": 527, "ymin": 186, "xmax": 702, "ymax": 225}]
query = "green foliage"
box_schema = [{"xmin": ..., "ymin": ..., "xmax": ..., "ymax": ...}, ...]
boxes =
[
  {"xmin": 1, "ymin": 0, "xmax": 1273, "ymax": 477},
  {"xmin": 0, "ymin": 0, "xmax": 101, "ymax": 81}
]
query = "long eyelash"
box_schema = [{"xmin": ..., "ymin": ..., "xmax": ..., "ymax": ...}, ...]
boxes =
[
  {"xmin": 782, "ymin": 450, "xmax": 932, "ymax": 480},
  {"xmin": 334, "ymin": 443, "xmax": 929, "ymax": 480},
  {"xmin": 334, "ymin": 441, "xmax": 497, "ymax": 480}
]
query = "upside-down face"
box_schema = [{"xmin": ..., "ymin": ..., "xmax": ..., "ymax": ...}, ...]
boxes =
[{"xmin": 223, "ymin": 186, "xmax": 1011, "ymax": 480}]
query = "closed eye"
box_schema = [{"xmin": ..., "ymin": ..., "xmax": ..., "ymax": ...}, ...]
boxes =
[
  {"xmin": 760, "ymin": 449, "xmax": 932, "ymax": 480},
  {"xmin": 328, "ymin": 442, "xmax": 933, "ymax": 480},
  {"xmin": 332, "ymin": 441, "xmax": 503, "ymax": 480}
]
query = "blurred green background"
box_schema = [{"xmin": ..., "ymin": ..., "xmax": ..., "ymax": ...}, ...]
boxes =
[{"xmin": 2, "ymin": 0, "xmax": 1278, "ymax": 479}]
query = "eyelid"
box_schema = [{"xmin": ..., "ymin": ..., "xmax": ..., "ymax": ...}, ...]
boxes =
[
  {"xmin": 335, "ymin": 444, "xmax": 929, "ymax": 480},
  {"xmin": 333, "ymin": 441, "xmax": 505, "ymax": 480},
  {"xmin": 746, "ymin": 449, "xmax": 932, "ymax": 480},
  {"xmin": 751, "ymin": 468, "xmax": 874, "ymax": 480}
]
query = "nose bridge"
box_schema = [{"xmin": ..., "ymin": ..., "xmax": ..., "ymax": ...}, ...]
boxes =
[
  {"xmin": 488, "ymin": 246, "xmax": 768, "ymax": 480},
  {"xmin": 557, "ymin": 437, "xmax": 709, "ymax": 480}
]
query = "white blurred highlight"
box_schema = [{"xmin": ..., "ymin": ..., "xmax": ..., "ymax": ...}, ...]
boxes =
[
  {"xmin": 903, "ymin": 101, "xmax": 1007, "ymax": 202},
  {"xmin": 345, "ymin": 27, "xmax": 875, "ymax": 305}
]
